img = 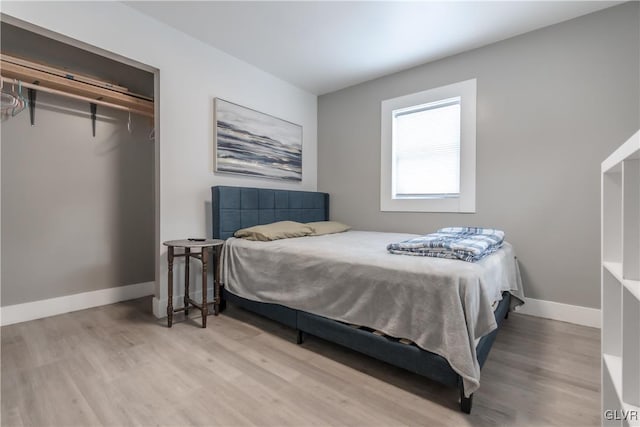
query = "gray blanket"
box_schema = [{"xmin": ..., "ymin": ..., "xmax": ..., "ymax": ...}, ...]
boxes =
[{"xmin": 221, "ymin": 230, "xmax": 524, "ymax": 396}]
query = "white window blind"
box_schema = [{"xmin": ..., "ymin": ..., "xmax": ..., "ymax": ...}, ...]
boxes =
[
  {"xmin": 380, "ymin": 78, "xmax": 476, "ymax": 213},
  {"xmin": 392, "ymin": 98, "xmax": 461, "ymax": 198}
]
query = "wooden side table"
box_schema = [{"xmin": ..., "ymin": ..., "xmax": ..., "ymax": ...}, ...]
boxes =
[{"xmin": 162, "ymin": 238, "xmax": 224, "ymax": 328}]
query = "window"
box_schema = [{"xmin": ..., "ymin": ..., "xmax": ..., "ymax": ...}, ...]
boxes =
[{"xmin": 380, "ymin": 79, "xmax": 476, "ymax": 212}]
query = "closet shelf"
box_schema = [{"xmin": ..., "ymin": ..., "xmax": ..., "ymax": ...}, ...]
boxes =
[
  {"xmin": 1, "ymin": 77, "xmax": 152, "ymax": 119},
  {"xmin": 0, "ymin": 53, "xmax": 154, "ymax": 118}
]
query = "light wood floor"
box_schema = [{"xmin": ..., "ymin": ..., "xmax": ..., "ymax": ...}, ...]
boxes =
[{"xmin": 1, "ymin": 298, "xmax": 600, "ymax": 427}]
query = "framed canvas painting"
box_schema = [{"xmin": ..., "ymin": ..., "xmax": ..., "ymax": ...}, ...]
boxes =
[{"xmin": 214, "ymin": 98, "xmax": 303, "ymax": 181}]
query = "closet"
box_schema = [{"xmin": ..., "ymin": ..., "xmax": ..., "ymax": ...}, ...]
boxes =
[{"xmin": 1, "ymin": 22, "xmax": 157, "ymax": 318}]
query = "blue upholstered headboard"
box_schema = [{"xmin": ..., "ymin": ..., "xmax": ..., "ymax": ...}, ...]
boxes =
[{"xmin": 211, "ymin": 186, "xmax": 330, "ymax": 240}]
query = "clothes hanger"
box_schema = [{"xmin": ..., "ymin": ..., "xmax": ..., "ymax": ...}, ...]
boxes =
[
  {"xmin": 11, "ymin": 81, "xmax": 27, "ymax": 117},
  {"xmin": 1, "ymin": 81, "xmax": 22, "ymax": 118},
  {"xmin": 127, "ymin": 111, "xmax": 133, "ymax": 134}
]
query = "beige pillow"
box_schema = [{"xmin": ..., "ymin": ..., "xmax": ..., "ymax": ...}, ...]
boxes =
[
  {"xmin": 307, "ymin": 221, "xmax": 351, "ymax": 236},
  {"xmin": 234, "ymin": 221, "xmax": 313, "ymax": 241}
]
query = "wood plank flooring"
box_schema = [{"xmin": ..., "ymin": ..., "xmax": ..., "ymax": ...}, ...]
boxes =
[{"xmin": 1, "ymin": 298, "xmax": 600, "ymax": 426}]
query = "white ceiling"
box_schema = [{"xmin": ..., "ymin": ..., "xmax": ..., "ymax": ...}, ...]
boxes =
[{"xmin": 127, "ymin": 1, "xmax": 622, "ymax": 95}]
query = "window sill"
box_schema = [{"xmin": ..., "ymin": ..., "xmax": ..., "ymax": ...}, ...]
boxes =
[{"xmin": 380, "ymin": 196, "xmax": 475, "ymax": 213}]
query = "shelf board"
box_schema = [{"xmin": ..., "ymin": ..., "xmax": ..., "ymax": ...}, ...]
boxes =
[
  {"xmin": 605, "ymin": 261, "xmax": 624, "ymax": 280},
  {"xmin": 604, "ymin": 353, "xmax": 640, "ymax": 417},
  {"xmin": 0, "ymin": 59, "xmax": 154, "ymax": 116},
  {"xmin": 604, "ymin": 262, "xmax": 640, "ymax": 301},
  {"xmin": 603, "ymin": 131, "xmax": 640, "ymax": 172},
  {"xmin": 626, "ymin": 279, "xmax": 640, "ymax": 302}
]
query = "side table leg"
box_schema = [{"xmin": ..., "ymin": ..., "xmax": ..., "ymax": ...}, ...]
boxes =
[
  {"xmin": 214, "ymin": 245, "xmax": 222, "ymax": 316},
  {"xmin": 201, "ymin": 247, "xmax": 208, "ymax": 328},
  {"xmin": 167, "ymin": 246, "xmax": 174, "ymax": 328},
  {"xmin": 184, "ymin": 248, "xmax": 190, "ymax": 317}
]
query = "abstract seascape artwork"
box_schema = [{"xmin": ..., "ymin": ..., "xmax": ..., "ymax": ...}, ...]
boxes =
[{"xmin": 214, "ymin": 98, "xmax": 302, "ymax": 181}]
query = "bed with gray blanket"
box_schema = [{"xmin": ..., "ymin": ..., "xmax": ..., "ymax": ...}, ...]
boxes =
[{"xmin": 212, "ymin": 186, "xmax": 524, "ymax": 414}]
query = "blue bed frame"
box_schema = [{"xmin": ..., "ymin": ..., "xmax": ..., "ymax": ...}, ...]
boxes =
[{"xmin": 211, "ymin": 185, "xmax": 510, "ymax": 414}]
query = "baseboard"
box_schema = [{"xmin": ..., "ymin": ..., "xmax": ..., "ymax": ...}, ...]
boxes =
[
  {"xmin": 152, "ymin": 287, "xmax": 215, "ymax": 319},
  {"xmin": 515, "ymin": 297, "xmax": 601, "ymax": 328},
  {"xmin": 1, "ymin": 282, "xmax": 599, "ymax": 329},
  {"xmin": 0, "ymin": 281, "xmax": 155, "ymax": 326},
  {"xmin": 154, "ymin": 292, "xmax": 601, "ymax": 328}
]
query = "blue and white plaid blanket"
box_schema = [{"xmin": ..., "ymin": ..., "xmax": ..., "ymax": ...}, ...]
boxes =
[{"xmin": 387, "ymin": 227, "xmax": 505, "ymax": 262}]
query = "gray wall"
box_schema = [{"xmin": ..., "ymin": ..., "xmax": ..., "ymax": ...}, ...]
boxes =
[
  {"xmin": 318, "ymin": 2, "xmax": 640, "ymax": 309},
  {"xmin": 1, "ymin": 26, "xmax": 155, "ymax": 306}
]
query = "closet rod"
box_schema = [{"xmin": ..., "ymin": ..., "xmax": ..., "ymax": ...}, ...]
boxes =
[{"xmin": 0, "ymin": 76, "xmax": 154, "ymax": 118}]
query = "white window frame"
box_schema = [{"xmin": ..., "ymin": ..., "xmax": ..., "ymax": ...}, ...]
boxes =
[{"xmin": 380, "ymin": 79, "xmax": 476, "ymax": 213}]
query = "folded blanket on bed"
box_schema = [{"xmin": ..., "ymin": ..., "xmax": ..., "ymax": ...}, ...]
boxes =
[{"xmin": 387, "ymin": 227, "xmax": 505, "ymax": 262}]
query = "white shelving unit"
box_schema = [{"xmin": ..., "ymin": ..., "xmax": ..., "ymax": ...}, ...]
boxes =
[{"xmin": 602, "ymin": 130, "xmax": 640, "ymax": 427}]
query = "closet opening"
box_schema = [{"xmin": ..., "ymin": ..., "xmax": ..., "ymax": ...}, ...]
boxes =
[{"xmin": 0, "ymin": 19, "xmax": 159, "ymax": 320}]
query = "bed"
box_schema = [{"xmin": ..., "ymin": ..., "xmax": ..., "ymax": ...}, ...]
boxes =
[{"xmin": 211, "ymin": 185, "xmax": 523, "ymax": 414}]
